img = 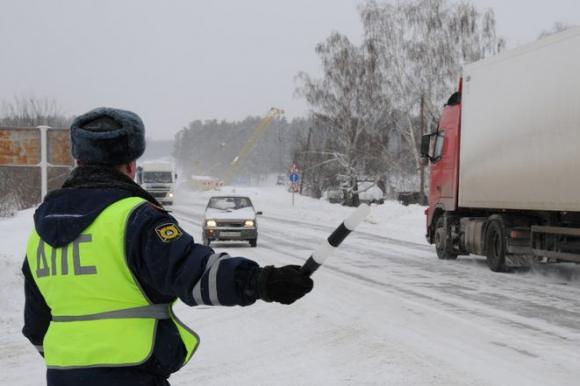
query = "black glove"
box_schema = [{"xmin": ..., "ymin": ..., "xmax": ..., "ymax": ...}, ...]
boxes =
[{"xmin": 257, "ymin": 265, "xmax": 314, "ymax": 305}]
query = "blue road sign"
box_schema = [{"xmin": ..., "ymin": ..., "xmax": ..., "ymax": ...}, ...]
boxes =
[{"xmin": 289, "ymin": 173, "xmax": 300, "ymax": 183}]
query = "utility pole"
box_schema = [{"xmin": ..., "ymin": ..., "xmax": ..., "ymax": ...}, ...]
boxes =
[
  {"xmin": 38, "ymin": 125, "xmax": 49, "ymax": 200},
  {"xmin": 419, "ymin": 94, "xmax": 426, "ymax": 204},
  {"xmin": 300, "ymin": 127, "xmax": 312, "ymax": 195},
  {"xmin": 278, "ymin": 125, "xmax": 283, "ymax": 174}
]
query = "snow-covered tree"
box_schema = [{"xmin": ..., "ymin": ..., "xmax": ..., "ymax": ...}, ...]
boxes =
[
  {"xmin": 0, "ymin": 96, "xmax": 70, "ymax": 128},
  {"xmin": 296, "ymin": 32, "xmax": 395, "ymax": 205},
  {"xmin": 538, "ymin": 22, "xmax": 574, "ymax": 40},
  {"xmin": 359, "ymin": 0, "xmax": 505, "ymax": 197},
  {"xmin": 295, "ymin": 0, "xmax": 504, "ymax": 204}
]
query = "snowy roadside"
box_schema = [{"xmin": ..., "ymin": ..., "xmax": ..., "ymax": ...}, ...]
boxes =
[
  {"xmin": 170, "ymin": 186, "xmax": 580, "ymax": 386},
  {"xmin": 0, "ymin": 209, "xmax": 46, "ymax": 384},
  {"xmin": 173, "ymin": 185, "xmax": 428, "ymax": 246},
  {"xmin": 0, "ymin": 209, "xmax": 34, "ymax": 328},
  {"xmin": 3, "ymin": 187, "xmax": 580, "ymax": 386},
  {"xmin": 0, "ymin": 188, "xmax": 430, "ymax": 386}
]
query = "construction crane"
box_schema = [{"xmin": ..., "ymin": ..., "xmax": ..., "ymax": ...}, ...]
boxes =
[{"xmin": 222, "ymin": 107, "xmax": 284, "ymax": 185}]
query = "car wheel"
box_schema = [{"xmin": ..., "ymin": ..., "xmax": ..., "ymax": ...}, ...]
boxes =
[{"xmin": 249, "ymin": 238, "xmax": 257, "ymax": 248}]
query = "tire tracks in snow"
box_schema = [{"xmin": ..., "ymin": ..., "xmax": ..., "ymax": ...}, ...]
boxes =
[
  {"xmin": 172, "ymin": 208, "xmax": 580, "ymax": 348},
  {"xmin": 172, "ymin": 203, "xmax": 431, "ymax": 252}
]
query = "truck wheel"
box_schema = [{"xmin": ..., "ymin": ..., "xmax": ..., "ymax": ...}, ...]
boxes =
[
  {"xmin": 485, "ymin": 220, "xmax": 507, "ymax": 272},
  {"xmin": 249, "ymin": 238, "xmax": 257, "ymax": 248},
  {"xmin": 434, "ymin": 217, "xmax": 457, "ymax": 260}
]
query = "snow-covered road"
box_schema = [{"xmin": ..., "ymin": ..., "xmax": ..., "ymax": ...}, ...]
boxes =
[{"xmin": 2, "ymin": 186, "xmax": 580, "ymax": 385}]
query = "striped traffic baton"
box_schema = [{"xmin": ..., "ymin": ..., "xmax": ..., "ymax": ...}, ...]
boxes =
[{"xmin": 300, "ymin": 204, "xmax": 371, "ymax": 276}]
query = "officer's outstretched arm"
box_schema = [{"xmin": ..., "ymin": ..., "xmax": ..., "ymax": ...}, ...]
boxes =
[{"xmin": 126, "ymin": 203, "xmax": 313, "ymax": 307}]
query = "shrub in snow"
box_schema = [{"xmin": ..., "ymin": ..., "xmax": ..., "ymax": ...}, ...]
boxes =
[{"xmin": 0, "ymin": 192, "xmax": 22, "ymax": 218}]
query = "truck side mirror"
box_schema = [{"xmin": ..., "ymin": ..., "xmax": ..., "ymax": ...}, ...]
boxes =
[{"xmin": 174, "ymin": 173, "xmax": 178, "ymax": 180}]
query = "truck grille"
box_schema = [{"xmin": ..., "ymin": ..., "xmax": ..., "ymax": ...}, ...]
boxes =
[{"xmin": 151, "ymin": 192, "xmax": 167, "ymax": 198}]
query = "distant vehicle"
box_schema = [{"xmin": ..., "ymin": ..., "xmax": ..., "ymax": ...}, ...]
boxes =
[
  {"xmin": 202, "ymin": 196, "xmax": 262, "ymax": 247},
  {"xmin": 323, "ymin": 189, "xmax": 344, "ymax": 204},
  {"xmin": 397, "ymin": 192, "xmax": 425, "ymax": 206},
  {"xmin": 190, "ymin": 175, "xmax": 223, "ymax": 191},
  {"xmin": 421, "ymin": 27, "xmax": 580, "ymax": 271},
  {"xmin": 276, "ymin": 175, "xmax": 286, "ymax": 185},
  {"xmin": 323, "ymin": 181, "xmax": 385, "ymax": 205},
  {"xmin": 358, "ymin": 181, "xmax": 385, "ymax": 205},
  {"xmin": 137, "ymin": 162, "xmax": 176, "ymax": 206}
]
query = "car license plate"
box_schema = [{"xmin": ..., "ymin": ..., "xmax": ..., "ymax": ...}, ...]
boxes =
[{"xmin": 220, "ymin": 232, "xmax": 240, "ymax": 238}]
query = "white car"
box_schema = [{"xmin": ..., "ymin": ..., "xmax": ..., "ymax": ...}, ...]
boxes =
[{"xmin": 202, "ymin": 196, "xmax": 261, "ymax": 247}]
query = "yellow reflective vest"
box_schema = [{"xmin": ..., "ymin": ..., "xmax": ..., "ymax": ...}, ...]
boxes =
[{"xmin": 26, "ymin": 197, "xmax": 199, "ymax": 369}]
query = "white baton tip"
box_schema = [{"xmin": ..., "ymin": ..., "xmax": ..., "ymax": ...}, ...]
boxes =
[
  {"xmin": 344, "ymin": 204, "xmax": 371, "ymax": 230},
  {"xmin": 312, "ymin": 239, "xmax": 335, "ymax": 264}
]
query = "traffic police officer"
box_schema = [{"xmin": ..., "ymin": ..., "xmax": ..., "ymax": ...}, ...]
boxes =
[{"xmin": 22, "ymin": 107, "xmax": 314, "ymax": 386}]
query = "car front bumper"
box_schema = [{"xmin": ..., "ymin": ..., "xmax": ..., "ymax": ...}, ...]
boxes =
[{"xmin": 204, "ymin": 227, "xmax": 257, "ymax": 241}]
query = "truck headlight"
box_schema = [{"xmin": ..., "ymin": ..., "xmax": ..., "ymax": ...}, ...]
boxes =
[
  {"xmin": 206, "ymin": 220, "xmax": 217, "ymax": 227},
  {"xmin": 168, "ymin": 192, "xmax": 174, "ymax": 198},
  {"xmin": 244, "ymin": 220, "xmax": 255, "ymax": 227}
]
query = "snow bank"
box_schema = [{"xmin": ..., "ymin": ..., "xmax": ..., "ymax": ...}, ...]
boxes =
[
  {"xmin": 0, "ymin": 209, "xmax": 34, "ymax": 326},
  {"xmin": 0, "ymin": 208, "xmax": 46, "ymax": 384},
  {"xmin": 178, "ymin": 185, "xmax": 428, "ymax": 245}
]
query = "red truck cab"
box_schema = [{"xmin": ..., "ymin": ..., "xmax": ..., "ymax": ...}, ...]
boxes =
[{"xmin": 423, "ymin": 88, "xmax": 462, "ymax": 247}]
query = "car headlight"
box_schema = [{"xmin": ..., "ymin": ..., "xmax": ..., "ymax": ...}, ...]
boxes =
[
  {"xmin": 244, "ymin": 220, "xmax": 255, "ymax": 227},
  {"xmin": 206, "ymin": 220, "xmax": 217, "ymax": 227}
]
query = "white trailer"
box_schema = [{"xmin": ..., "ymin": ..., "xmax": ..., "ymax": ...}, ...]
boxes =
[{"xmin": 459, "ymin": 27, "xmax": 580, "ymax": 212}]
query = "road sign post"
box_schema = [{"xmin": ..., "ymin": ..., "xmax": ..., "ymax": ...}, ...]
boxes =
[{"xmin": 288, "ymin": 164, "xmax": 301, "ymax": 207}]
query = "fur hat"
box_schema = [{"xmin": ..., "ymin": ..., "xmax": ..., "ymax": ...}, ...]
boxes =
[{"xmin": 70, "ymin": 107, "xmax": 146, "ymax": 165}]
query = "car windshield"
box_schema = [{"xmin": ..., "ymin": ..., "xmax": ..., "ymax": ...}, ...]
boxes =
[
  {"xmin": 208, "ymin": 197, "xmax": 253, "ymax": 211},
  {"xmin": 143, "ymin": 171, "xmax": 172, "ymax": 183}
]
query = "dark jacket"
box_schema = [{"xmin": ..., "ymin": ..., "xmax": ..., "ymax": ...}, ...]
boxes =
[{"xmin": 22, "ymin": 166, "xmax": 260, "ymax": 383}]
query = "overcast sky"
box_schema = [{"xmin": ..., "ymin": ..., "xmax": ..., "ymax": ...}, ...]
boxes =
[{"xmin": 1, "ymin": 0, "xmax": 578, "ymax": 139}]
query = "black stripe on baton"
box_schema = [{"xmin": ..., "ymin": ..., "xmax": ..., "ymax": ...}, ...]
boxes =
[
  {"xmin": 300, "ymin": 222, "xmax": 352, "ymax": 277},
  {"xmin": 328, "ymin": 223, "xmax": 352, "ymax": 247}
]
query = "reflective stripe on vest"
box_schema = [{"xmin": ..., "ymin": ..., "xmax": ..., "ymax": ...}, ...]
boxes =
[{"xmin": 26, "ymin": 197, "xmax": 199, "ymax": 368}]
